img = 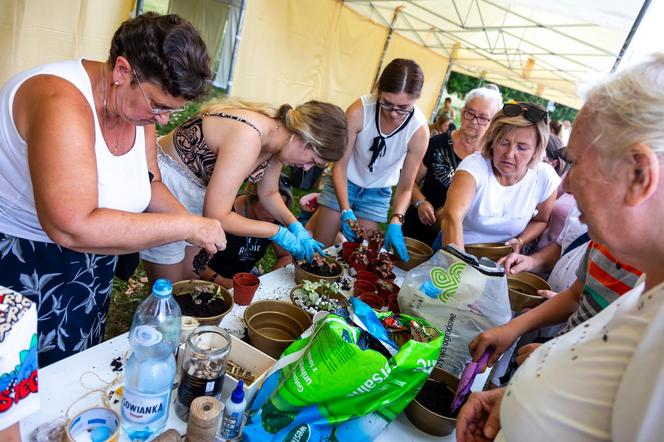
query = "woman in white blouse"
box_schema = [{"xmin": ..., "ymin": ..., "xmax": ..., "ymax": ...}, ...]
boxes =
[
  {"xmin": 456, "ymin": 53, "xmax": 664, "ymax": 442},
  {"xmin": 436, "ymin": 103, "xmax": 560, "ymax": 254}
]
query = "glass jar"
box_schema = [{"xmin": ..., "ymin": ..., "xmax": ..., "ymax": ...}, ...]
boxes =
[{"xmin": 174, "ymin": 325, "xmax": 231, "ymax": 421}]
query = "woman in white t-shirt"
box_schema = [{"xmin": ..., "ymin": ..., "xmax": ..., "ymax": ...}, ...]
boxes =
[
  {"xmin": 436, "ymin": 102, "xmax": 560, "ymax": 253},
  {"xmin": 306, "ymin": 59, "xmax": 429, "ymax": 261},
  {"xmin": 456, "ymin": 53, "xmax": 664, "ymax": 442}
]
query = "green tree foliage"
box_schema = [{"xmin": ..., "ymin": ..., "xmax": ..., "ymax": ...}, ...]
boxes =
[{"xmin": 445, "ymin": 71, "xmax": 578, "ymax": 122}]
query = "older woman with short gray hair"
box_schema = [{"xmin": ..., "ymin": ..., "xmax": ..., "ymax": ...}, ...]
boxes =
[{"xmin": 403, "ymin": 87, "xmax": 502, "ymax": 245}]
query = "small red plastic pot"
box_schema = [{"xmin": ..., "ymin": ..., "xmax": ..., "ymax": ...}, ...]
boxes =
[
  {"xmin": 353, "ymin": 279, "xmax": 376, "ymax": 297},
  {"xmin": 355, "ymin": 271, "xmax": 378, "ymax": 284},
  {"xmin": 232, "ymin": 272, "xmax": 260, "ymax": 305},
  {"xmin": 387, "ymin": 293, "xmax": 400, "ymax": 313},
  {"xmin": 358, "ymin": 293, "xmax": 385, "ymax": 310},
  {"xmin": 342, "ymin": 242, "xmax": 361, "ymax": 261},
  {"xmin": 376, "ymin": 280, "xmax": 400, "ymax": 301}
]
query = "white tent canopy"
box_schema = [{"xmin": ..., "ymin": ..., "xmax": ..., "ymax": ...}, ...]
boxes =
[{"xmin": 344, "ymin": 0, "xmax": 650, "ymax": 108}]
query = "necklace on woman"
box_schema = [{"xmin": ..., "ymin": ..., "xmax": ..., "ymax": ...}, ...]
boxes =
[{"xmin": 100, "ymin": 64, "xmax": 123, "ymax": 155}]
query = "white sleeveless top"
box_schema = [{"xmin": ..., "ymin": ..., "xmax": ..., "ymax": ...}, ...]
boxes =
[
  {"xmin": 0, "ymin": 59, "xmax": 151, "ymax": 243},
  {"xmin": 346, "ymin": 94, "xmax": 427, "ymax": 188}
]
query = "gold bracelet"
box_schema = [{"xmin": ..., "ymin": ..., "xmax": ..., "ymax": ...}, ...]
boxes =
[{"xmin": 515, "ymin": 237, "xmax": 524, "ymax": 246}]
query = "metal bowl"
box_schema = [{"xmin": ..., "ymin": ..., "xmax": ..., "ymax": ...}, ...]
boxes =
[
  {"xmin": 465, "ymin": 242, "xmax": 513, "ymax": 262},
  {"xmin": 172, "ymin": 280, "xmax": 234, "ymax": 326},
  {"xmin": 293, "ymin": 256, "xmax": 343, "ymax": 285},
  {"xmin": 396, "ymin": 237, "xmax": 434, "ymax": 271},
  {"xmin": 507, "ymin": 272, "xmax": 551, "ymax": 312},
  {"xmin": 405, "ymin": 367, "xmax": 459, "ymax": 436},
  {"xmin": 243, "ymin": 300, "xmax": 312, "ymax": 358}
]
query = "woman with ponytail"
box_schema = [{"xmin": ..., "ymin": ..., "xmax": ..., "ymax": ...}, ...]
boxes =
[{"xmin": 140, "ymin": 98, "xmax": 348, "ymax": 283}]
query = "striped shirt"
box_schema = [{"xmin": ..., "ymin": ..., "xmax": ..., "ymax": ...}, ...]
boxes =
[{"xmin": 559, "ymin": 241, "xmax": 643, "ymax": 334}]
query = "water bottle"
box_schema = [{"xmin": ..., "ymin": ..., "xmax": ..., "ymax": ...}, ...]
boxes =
[{"xmin": 121, "ymin": 279, "xmax": 181, "ymax": 441}]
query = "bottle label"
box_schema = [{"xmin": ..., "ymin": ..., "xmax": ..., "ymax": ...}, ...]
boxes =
[
  {"xmin": 121, "ymin": 388, "xmax": 170, "ymax": 425},
  {"xmin": 176, "ymin": 371, "xmax": 224, "ymax": 408},
  {"xmin": 220, "ymin": 411, "xmax": 243, "ymax": 439}
]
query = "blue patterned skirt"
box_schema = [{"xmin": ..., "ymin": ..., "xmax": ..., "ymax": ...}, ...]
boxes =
[{"xmin": 0, "ymin": 233, "xmax": 117, "ymax": 367}]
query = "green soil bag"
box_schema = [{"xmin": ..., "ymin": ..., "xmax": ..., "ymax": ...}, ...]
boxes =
[{"xmin": 243, "ymin": 298, "xmax": 443, "ymax": 441}]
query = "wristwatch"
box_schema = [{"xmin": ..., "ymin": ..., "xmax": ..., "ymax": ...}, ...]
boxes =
[
  {"xmin": 414, "ymin": 199, "xmax": 426, "ymax": 209},
  {"xmin": 391, "ymin": 213, "xmax": 405, "ymax": 224}
]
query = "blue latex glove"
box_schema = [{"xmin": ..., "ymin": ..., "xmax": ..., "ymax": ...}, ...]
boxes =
[
  {"xmin": 384, "ymin": 223, "xmax": 409, "ymax": 262},
  {"xmin": 340, "ymin": 209, "xmax": 358, "ymax": 242},
  {"xmin": 270, "ymin": 226, "xmax": 304, "ymax": 260},
  {"xmin": 288, "ymin": 221, "xmax": 324, "ymax": 262}
]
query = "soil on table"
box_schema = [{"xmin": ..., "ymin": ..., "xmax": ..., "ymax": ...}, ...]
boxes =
[
  {"xmin": 175, "ymin": 291, "xmax": 228, "ymax": 317},
  {"xmin": 415, "ymin": 379, "xmax": 459, "ymax": 418}
]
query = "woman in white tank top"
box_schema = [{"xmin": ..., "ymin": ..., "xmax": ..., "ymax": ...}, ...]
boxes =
[
  {"xmin": 0, "ymin": 13, "xmax": 224, "ymax": 372},
  {"xmin": 307, "ymin": 59, "xmax": 430, "ymax": 261}
]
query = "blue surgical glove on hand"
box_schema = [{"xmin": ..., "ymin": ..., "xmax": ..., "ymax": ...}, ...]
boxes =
[
  {"xmin": 340, "ymin": 209, "xmax": 358, "ymax": 242},
  {"xmin": 384, "ymin": 223, "xmax": 409, "ymax": 262},
  {"xmin": 271, "ymin": 226, "xmax": 304, "ymax": 260},
  {"xmin": 288, "ymin": 221, "xmax": 324, "ymax": 262}
]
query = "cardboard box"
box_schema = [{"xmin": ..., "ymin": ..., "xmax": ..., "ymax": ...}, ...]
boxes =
[{"xmin": 220, "ymin": 334, "xmax": 276, "ymax": 405}]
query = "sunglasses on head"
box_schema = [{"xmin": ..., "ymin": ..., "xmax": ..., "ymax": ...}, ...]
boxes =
[{"xmin": 502, "ymin": 103, "xmax": 548, "ymax": 124}]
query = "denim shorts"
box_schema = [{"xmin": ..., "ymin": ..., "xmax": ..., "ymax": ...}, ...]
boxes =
[
  {"xmin": 139, "ymin": 148, "xmax": 207, "ymax": 265},
  {"xmin": 317, "ymin": 175, "xmax": 392, "ymax": 223}
]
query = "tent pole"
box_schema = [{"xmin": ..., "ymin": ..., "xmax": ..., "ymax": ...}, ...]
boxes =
[
  {"xmin": 431, "ymin": 42, "xmax": 460, "ymax": 121},
  {"xmin": 611, "ymin": 0, "xmax": 653, "ymax": 73},
  {"xmin": 135, "ymin": 0, "xmax": 144, "ymax": 16},
  {"xmin": 226, "ymin": 0, "xmax": 247, "ymax": 95},
  {"xmin": 372, "ymin": 5, "xmax": 404, "ymax": 91}
]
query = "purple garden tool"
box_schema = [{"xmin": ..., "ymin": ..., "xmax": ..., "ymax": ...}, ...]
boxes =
[{"xmin": 450, "ymin": 348, "xmax": 493, "ymax": 414}]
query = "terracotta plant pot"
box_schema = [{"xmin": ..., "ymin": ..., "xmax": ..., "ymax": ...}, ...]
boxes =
[
  {"xmin": 376, "ymin": 280, "xmax": 400, "ymax": 301},
  {"xmin": 348, "ymin": 255, "xmax": 369, "ymax": 272},
  {"xmin": 355, "ymin": 270, "xmax": 378, "ymax": 284},
  {"xmin": 342, "ymin": 241, "xmax": 361, "ymax": 262},
  {"xmin": 353, "ymin": 279, "xmax": 376, "ymax": 297},
  {"xmin": 233, "ymin": 272, "xmax": 260, "ymax": 306},
  {"xmin": 358, "ymin": 293, "xmax": 385, "ymax": 309}
]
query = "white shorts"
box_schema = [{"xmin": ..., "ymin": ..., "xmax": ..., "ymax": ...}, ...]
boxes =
[{"xmin": 139, "ymin": 148, "xmax": 207, "ymax": 265}]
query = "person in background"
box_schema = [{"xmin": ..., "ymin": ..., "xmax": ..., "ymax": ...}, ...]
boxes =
[
  {"xmin": 531, "ymin": 134, "xmax": 574, "ymax": 253},
  {"xmin": 549, "ymin": 119, "xmax": 563, "ymax": 139},
  {"xmin": 0, "ymin": 13, "xmax": 225, "ymax": 366},
  {"xmin": 443, "ymin": 96, "xmax": 456, "ymax": 120},
  {"xmin": 560, "ymin": 119, "xmax": 572, "ymax": 145},
  {"xmin": 435, "ymin": 102, "xmax": 559, "ymax": 253},
  {"xmin": 140, "ymin": 98, "xmax": 348, "ymax": 284},
  {"xmin": 0, "ymin": 288, "xmax": 39, "ymax": 442},
  {"xmin": 199, "ymin": 182, "xmax": 293, "ymax": 289},
  {"xmin": 307, "ymin": 58, "xmax": 429, "ymax": 261},
  {"xmin": 429, "ymin": 110, "xmax": 452, "ymax": 137},
  {"xmin": 456, "ymin": 53, "xmax": 664, "ymax": 442},
  {"xmin": 403, "ymin": 87, "xmax": 502, "ymax": 245}
]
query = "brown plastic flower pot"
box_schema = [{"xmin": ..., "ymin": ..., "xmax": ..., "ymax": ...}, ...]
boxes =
[
  {"xmin": 465, "ymin": 242, "xmax": 513, "ymax": 263},
  {"xmin": 243, "ymin": 300, "xmax": 312, "ymax": 358},
  {"xmin": 353, "ymin": 279, "xmax": 376, "ymax": 297},
  {"xmin": 507, "ymin": 272, "xmax": 551, "ymax": 312},
  {"xmin": 358, "ymin": 293, "xmax": 384, "ymax": 309},
  {"xmin": 232, "ymin": 272, "xmax": 260, "ymax": 306}
]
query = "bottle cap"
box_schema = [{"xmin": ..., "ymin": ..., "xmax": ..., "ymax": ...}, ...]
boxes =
[
  {"xmin": 152, "ymin": 279, "xmax": 173, "ymax": 298},
  {"xmin": 231, "ymin": 380, "xmax": 244, "ymax": 404}
]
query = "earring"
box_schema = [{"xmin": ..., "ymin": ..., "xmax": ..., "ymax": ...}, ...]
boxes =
[{"xmin": 112, "ymin": 81, "xmax": 119, "ymax": 87}]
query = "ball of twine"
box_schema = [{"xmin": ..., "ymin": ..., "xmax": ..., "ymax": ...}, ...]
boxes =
[{"xmin": 185, "ymin": 396, "xmax": 222, "ymax": 442}]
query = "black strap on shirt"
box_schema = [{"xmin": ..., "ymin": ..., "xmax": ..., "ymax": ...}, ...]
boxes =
[
  {"xmin": 561, "ymin": 232, "xmax": 590, "ymax": 257},
  {"xmin": 368, "ymin": 103, "xmax": 414, "ymax": 172}
]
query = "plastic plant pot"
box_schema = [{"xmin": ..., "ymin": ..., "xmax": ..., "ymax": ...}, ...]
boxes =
[{"xmin": 232, "ymin": 272, "xmax": 260, "ymax": 306}]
